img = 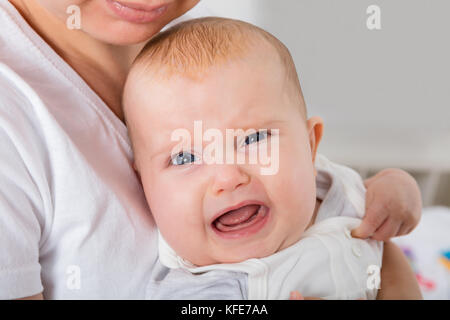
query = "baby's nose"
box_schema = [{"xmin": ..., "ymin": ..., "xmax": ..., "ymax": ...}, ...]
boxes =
[{"xmin": 211, "ymin": 165, "xmax": 251, "ymax": 196}]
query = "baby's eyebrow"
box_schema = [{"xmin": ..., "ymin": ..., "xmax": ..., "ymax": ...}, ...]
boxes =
[
  {"xmin": 149, "ymin": 119, "xmax": 286, "ymax": 158},
  {"xmin": 150, "ymin": 141, "xmax": 182, "ymax": 161},
  {"xmin": 241, "ymin": 119, "xmax": 286, "ymax": 130}
]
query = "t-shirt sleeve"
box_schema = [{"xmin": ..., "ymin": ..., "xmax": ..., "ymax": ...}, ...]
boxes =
[{"xmin": 0, "ymin": 80, "xmax": 46, "ymax": 299}]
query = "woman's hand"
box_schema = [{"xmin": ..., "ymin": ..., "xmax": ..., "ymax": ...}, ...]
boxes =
[
  {"xmin": 289, "ymin": 291, "xmax": 323, "ymax": 300},
  {"xmin": 352, "ymin": 168, "xmax": 422, "ymax": 240}
]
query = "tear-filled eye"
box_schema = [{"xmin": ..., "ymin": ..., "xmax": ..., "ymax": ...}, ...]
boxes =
[
  {"xmin": 244, "ymin": 130, "xmax": 269, "ymax": 146},
  {"xmin": 170, "ymin": 151, "xmax": 198, "ymax": 166}
]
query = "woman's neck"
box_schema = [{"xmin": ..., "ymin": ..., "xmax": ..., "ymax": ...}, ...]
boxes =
[{"xmin": 9, "ymin": 0, "xmax": 144, "ymax": 122}]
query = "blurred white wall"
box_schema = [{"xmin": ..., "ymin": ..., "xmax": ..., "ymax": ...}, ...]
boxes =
[
  {"xmin": 205, "ymin": 0, "xmax": 450, "ymax": 130},
  {"xmin": 204, "ymin": 0, "xmax": 450, "ymax": 205}
]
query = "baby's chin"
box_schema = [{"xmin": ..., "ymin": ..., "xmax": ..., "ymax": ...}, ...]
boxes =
[
  {"xmin": 189, "ymin": 253, "xmax": 269, "ymax": 267},
  {"xmin": 177, "ymin": 208, "xmax": 316, "ymax": 266},
  {"xmin": 187, "ymin": 236, "xmax": 304, "ymax": 267}
]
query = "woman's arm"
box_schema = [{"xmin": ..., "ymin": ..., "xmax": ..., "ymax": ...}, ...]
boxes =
[{"xmin": 377, "ymin": 241, "xmax": 422, "ymax": 300}]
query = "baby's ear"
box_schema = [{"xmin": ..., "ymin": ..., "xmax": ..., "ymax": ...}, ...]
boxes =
[{"xmin": 306, "ymin": 116, "xmax": 324, "ymax": 168}]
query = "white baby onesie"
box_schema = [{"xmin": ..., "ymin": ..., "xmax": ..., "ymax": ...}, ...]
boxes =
[{"xmin": 150, "ymin": 155, "xmax": 383, "ymax": 299}]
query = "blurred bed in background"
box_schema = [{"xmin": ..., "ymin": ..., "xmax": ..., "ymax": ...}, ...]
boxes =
[
  {"xmin": 202, "ymin": 0, "xmax": 450, "ymax": 299},
  {"xmin": 391, "ymin": 206, "xmax": 450, "ymax": 300}
]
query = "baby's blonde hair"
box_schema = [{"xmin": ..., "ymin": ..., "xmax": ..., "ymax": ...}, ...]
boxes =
[{"xmin": 130, "ymin": 17, "xmax": 306, "ymax": 117}]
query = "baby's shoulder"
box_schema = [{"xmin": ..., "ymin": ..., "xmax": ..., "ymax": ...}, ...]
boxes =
[
  {"xmin": 265, "ymin": 217, "xmax": 383, "ymax": 299},
  {"xmin": 300, "ymin": 217, "xmax": 382, "ymax": 261}
]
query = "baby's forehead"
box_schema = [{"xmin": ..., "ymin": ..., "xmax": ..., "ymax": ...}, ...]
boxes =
[
  {"xmin": 126, "ymin": 55, "xmax": 304, "ymax": 125},
  {"xmin": 126, "ymin": 76, "xmax": 281, "ymax": 143},
  {"xmin": 124, "ymin": 60, "xmax": 306, "ymax": 151},
  {"xmin": 127, "ymin": 60, "xmax": 288, "ymax": 120}
]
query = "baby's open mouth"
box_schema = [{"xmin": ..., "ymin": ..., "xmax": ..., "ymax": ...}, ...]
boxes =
[{"xmin": 212, "ymin": 203, "xmax": 269, "ymax": 237}]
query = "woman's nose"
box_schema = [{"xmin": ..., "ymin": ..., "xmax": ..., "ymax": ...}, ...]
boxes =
[{"xmin": 211, "ymin": 165, "xmax": 251, "ymax": 196}]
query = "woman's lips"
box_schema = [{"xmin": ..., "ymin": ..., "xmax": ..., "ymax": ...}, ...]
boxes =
[
  {"xmin": 211, "ymin": 204, "xmax": 270, "ymax": 240},
  {"xmin": 105, "ymin": 0, "xmax": 169, "ymax": 24}
]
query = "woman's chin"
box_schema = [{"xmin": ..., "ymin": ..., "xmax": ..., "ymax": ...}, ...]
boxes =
[
  {"xmin": 75, "ymin": 1, "xmax": 171, "ymax": 46},
  {"xmin": 83, "ymin": 20, "xmax": 168, "ymax": 46}
]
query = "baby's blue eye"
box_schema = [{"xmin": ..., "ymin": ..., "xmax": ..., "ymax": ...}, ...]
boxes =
[
  {"xmin": 244, "ymin": 130, "xmax": 268, "ymax": 146},
  {"xmin": 170, "ymin": 151, "xmax": 197, "ymax": 166}
]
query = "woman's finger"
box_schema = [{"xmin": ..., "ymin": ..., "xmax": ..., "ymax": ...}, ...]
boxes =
[{"xmin": 290, "ymin": 291, "xmax": 304, "ymax": 300}]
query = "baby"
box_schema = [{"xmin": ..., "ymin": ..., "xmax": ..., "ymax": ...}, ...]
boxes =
[{"xmin": 123, "ymin": 17, "xmax": 383, "ymax": 299}]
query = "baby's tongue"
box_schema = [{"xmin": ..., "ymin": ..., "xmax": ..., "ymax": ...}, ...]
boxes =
[{"xmin": 217, "ymin": 204, "xmax": 260, "ymax": 226}]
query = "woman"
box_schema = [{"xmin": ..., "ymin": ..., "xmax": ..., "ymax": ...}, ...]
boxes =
[{"xmin": 0, "ymin": 0, "xmax": 421, "ymax": 299}]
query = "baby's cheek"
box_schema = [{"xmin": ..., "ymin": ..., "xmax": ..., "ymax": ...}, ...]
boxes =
[
  {"xmin": 271, "ymin": 156, "xmax": 316, "ymax": 216},
  {"xmin": 149, "ymin": 180, "xmax": 206, "ymax": 256}
]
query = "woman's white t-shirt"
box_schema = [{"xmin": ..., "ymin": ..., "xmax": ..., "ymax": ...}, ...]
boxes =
[{"xmin": 0, "ymin": 0, "xmax": 207, "ymax": 299}]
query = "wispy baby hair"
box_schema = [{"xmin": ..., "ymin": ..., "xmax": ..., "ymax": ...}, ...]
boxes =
[{"xmin": 130, "ymin": 17, "xmax": 305, "ymax": 115}]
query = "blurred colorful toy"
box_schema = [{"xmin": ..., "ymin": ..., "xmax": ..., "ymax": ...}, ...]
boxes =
[
  {"xmin": 401, "ymin": 246, "xmax": 436, "ymax": 291},
  {"xmin": 439, "ymin": 250, "xmax": 450, "ymax": 271}
]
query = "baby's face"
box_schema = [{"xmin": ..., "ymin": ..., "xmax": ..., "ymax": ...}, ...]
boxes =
[{"xmin": 125, "ymin": 51, "xmax": 322, "ymax": 266}]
